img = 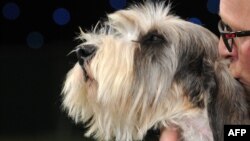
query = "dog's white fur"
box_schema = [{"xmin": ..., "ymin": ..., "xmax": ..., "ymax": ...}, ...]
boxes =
[{"xmin": 62, "ymin": 1, "xmax": 249, "ymax": 141}]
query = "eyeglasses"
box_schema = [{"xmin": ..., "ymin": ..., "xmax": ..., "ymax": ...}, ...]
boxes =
[{"xmin": 218, "ymin": 20, "xmax": 250, "ymax": 52}]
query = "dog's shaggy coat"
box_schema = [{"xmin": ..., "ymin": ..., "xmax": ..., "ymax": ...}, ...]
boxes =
[{"xmin": 62, "ymin": 2, "xmax": 249, "ymax": 141}]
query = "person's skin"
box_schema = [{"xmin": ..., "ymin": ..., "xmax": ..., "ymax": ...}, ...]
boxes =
[
  {"xmin": 160, "ymin": 0, "xmax": 250, "ymax": 140},
  {"xmin": 159, "ymin": 127, "xmax": 181, "ymax": 141}
]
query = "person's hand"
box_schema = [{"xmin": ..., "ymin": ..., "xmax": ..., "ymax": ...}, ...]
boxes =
[{"xmin": 159, "ymin": 127, "xmax": 181, "ymax": 141}]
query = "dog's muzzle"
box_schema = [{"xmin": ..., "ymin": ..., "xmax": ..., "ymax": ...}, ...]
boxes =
[{"xmin": 76, "ymin": 44, "xmax": 97, "ymax": 66}]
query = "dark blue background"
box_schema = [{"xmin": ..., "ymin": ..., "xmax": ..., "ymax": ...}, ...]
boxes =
[{"xmin": 0, "ymin": 0, "xmax": 219, "ymax": 141}]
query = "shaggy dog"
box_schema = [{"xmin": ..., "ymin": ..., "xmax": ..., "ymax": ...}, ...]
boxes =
[{"xmin": 62, "ymin": 2, "xmax": 249, "ymax": 141}]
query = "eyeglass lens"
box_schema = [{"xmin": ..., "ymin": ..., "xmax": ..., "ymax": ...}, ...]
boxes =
[{"xmin": 218, "ymin": 20, "xmax": 234, "ymax": 52}]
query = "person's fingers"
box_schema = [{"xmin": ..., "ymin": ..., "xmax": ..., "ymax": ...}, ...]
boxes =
[{"xmin": 159, "ymin": 127, "xmax": 181, "ymax": 141}]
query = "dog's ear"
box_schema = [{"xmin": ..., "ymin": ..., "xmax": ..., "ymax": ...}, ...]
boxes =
[
  {"xmin": 208, "ymin": 61, "xmax": 250, "ymax": 141},
  {"xmin": 174, "ymin": 50, "xmax": 218, "ymax": 108}
]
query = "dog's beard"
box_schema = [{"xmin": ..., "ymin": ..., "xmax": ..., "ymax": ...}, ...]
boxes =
[{"xmin": 62, "ymin": 1, "xmax": 249, "ymax": 141}]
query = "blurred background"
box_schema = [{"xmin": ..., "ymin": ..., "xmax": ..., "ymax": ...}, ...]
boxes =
[{"xmin": 0, "ymin": 0, "xmax": 219, "ymax": 141}]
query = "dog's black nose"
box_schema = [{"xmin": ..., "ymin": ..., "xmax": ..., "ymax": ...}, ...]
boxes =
[{"xmin": 76, "ymin": 45, "xmax": 97, "ymax": 65}]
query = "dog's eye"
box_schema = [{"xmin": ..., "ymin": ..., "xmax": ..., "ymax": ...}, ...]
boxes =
[{"xmin": 141, "ymin": 33, "xmax": 165, "ymax": 46}]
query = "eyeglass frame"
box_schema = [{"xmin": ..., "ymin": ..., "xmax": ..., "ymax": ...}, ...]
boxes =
[{"xmin": 218, "ymin": 20, "xmax": 250, "ymax": 52}]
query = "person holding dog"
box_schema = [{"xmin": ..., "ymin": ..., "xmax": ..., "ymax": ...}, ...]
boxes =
[{"xmin": 160, "ymin": 0, "xmax": 250, "ymax": 140}]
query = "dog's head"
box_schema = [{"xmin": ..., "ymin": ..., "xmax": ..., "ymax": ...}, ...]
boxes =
[{"xmin": 62, "ymin": 2, "xmax": 219, "ymax": 140}]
